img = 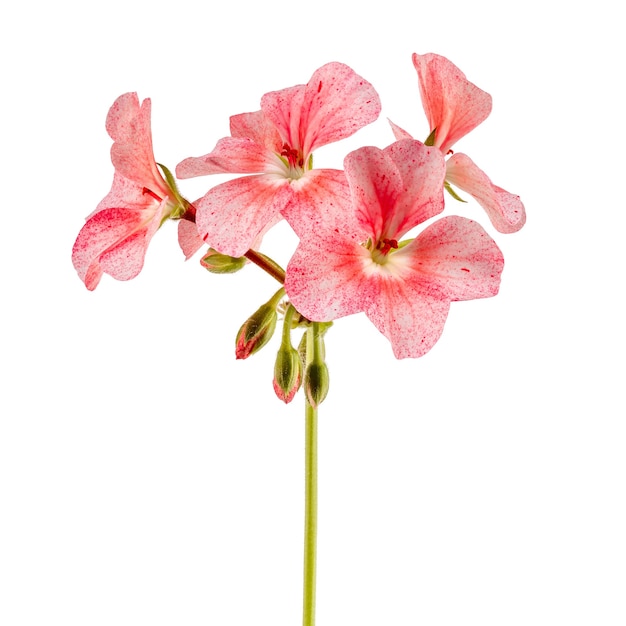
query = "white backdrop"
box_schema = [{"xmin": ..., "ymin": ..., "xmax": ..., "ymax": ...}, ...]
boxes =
[{"xmin": 2, "ymin": 1, "xmax": 624, "ymax": 625}]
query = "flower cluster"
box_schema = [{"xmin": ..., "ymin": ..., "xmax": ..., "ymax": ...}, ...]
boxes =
[{"xmin": 72, "ymin": 54, "xmax": 524, "ymax": 401}]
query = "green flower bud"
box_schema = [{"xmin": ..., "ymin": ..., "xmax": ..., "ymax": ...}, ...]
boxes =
[
  {"xmin": 235, "ymin": 303, "xmax": 277, "ymax": 360},
  {"xmin": 273, "ymin": 344, "xmax": 303, "ymax": 404},
  {"xmin": 304, "ymin": 361, "xmax": 329, "ymax": 409},
  {"xmin": 201, "ymin": 249, "xmax": 246, "ymax": 274}
]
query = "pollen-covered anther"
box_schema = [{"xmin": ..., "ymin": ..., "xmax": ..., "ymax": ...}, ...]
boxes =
[
  {"xmin": 376, "ymin": 238, "xmax": 399, "ymax": 255},
  {"xmin": 280, "ymin": 143, "xmax": 304, "ymax": 169}
]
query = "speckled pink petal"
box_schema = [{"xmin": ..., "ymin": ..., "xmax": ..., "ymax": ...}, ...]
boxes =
[
  {"xmin": 401, "ymin": 215, "xmax": 504, "ymax": 301},
  {"xmin": 364, "ymin": 275, "xmax": 451, "ymax": 359},
  {"xmin": 446, "ymin": 153, "xmax": 526, "ymax": 233},
  {"xmin": 229, "ymin": 110, "xmax": 283, "ymax": 150},
  {"xmin": 176, "ymin": 137, "xmax": 280, "ymax": 177},
  {"xmin": 178, "ymin": 219, "xmax": 205, "ymax": 260},
  {"xmin": 388, "ymin": 119, "xmax": 414, "ymax": 141},
  {"xmin": 261, "ymin": 63, "xmax": 381, "ymax": 157},
  {"xmin": 72, "ymin": 207, "xmax": 154, "ymax": 290},
  {"xmin": 413, "ymin": 53, "xmax": 492, "ymax": 153},
  {"xmin": 106, "ymin": 93, "xmax": 167, "ymax": 195},
  {"xmin": 194, "ymin": 175, "xmax": 290, "ymax": 257}
]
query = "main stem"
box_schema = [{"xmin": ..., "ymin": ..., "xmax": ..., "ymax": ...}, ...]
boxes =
[{"xmin": 303, "ymin": 329, "xmax": 318, "ymax": 626}]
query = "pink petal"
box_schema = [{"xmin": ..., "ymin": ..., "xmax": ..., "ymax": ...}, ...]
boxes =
[
  {"xmin": 413, "ymin": 53, "xmax": 492, "ymax": 153},
  {"xmin": 106, "ymin": 93, "xmax": 167, "ymax": 196},
  {"xmin": 229, "ymin": 110, "xmax": 283, "ymax": 149},
  {"xmin": 388, "ymin": 119, "xmax": 414, "ymax": 141},
  {"xmin": 261, "ymin": 62, "xmax": 381, "ymax": 157},
  {"xmin": 364, "ymin": 274, "xmax": 451, "ymax": 359},
  {"xmin": 178, "ymin": 219, "xmax": 205, "ymax": 260},
  {"xmin": 401, "ymin": 215, "xmax": 504, "ymax": 301},
  {"xmin": 176, "ymin": 137, "xmax": 281, "ymax": 177},
  {"xmin": 72, "ymin": 206, "xmax": 159, "ymax": 290},
  {"xmin": 194, "ymin": 175, "xmax": 290, "ymax": 257},
  {"xmin": 285, "ymin": 241, "xmax": 370, "ymax": 322},
  {"xmin": 343, "ymin": 141, "xmax": 445, "ymax": 241},
  {"xmin": 445, "ymin": 153, "xmax": 526, "ymax": 233}
]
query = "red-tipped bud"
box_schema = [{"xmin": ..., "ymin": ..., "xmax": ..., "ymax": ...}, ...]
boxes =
[
  {"xmin": 235, "ymin": 303, "xmax": 277, "ymax": 360},
  {"xmin": 273, "ymin": 344, "xmax": 303, "ymax": 404}
]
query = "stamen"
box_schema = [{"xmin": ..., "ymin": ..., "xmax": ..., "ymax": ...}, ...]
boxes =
[
  {"xmin": 376, "ymin": 238, "xmax": 399, "ymax": 255},
  {"xmin": 142, "ymin": 187, "xmax": 162, "ymax": 202}
]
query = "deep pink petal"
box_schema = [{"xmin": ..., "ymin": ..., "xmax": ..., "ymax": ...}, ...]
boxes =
[
  {"xmin": 401, "ymin": 215, "xmax": 504, "ymax": 301},
  {"xmin": 72, "ymin": 206, "xmax": 160, "ymax": 290},
  {"xmin": 194, "ymin": 175, "xmax": 290, "ymax": 257},
  {"xmin": 364, "ymin": 275, "xmax": 450, "ymax": 359},
  {"xmin": 178, "ymin": 219, "xmax": 205, "ymax": 260},
  {"xmin": 343, "ymin": 141, "xmax": 445, "ymax": 241},
  {"xmin": 261, "ymin": 63, "xmax": 381, "ymax": 156},
  {"xmin": 106, "ymin": 93, "xmax": 168, "ymax": 196},
  {"xmin": 446, "ymin": 153, "xmax": 526, "ymax": 233},
  {"xmin": 413, "ymin": 53, "xmax": 492, "ymax": 153},
  {"xmin": 383, "ymin": 140, "xmax": 446, "ymax": 235}
]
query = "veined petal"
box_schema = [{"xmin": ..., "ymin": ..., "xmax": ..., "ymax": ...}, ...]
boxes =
[
  {"xmin": 106, "ymin": 93, "xmax": 167, "ymax": 195},
  {"xmin": 364, "ymin": 274, "xmax": 451, "ymax": 359},
  {"xmin": 413, "ymin": 53, "xmax": 492, "ymax": 153},
  {"xmin": 194, "ymin": 175, "xmax": 289, "ymax": 257},
  {"xmin": 401, "ymin": 215, "xmax": 504, "ymax": 301},
  {"xmin": 383, "ymin": 140, "xmax": 446, "ymax": 235},
  {"xmin": 446, "ymin": 153, "xmax": 526, "ymax": 233},
  {"xmin": 229, "ymin": 110, "xmax": 282, "ymax": 150},
  {"xmin": 261, "ymin": 63, "xmax": 381, "ymax": 157}
]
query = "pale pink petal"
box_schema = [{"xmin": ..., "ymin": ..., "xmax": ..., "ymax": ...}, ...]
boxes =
[
  {"xmin": 92, "ymin": 172, "xmax": 157, "ymax": 217},
  {"xmin": 364, "ymin": 274, "xmax": 450, "ymax": 359},
  {"xmin": 72, "ymin": 207, "xmax": 157, "ymax": 290},
  {"xmin": 262, "ymin": 63, "xmax": 381, "ymax": 156},
  {"xmin": 176, "ymin": 137, "xmax": 281, "ymax": 177},
  {"xmin": 178, "ymin": 219, "xmax": 205, "ymax": 260},
  {"xmin": 446, "ymin": 153, "xmax": 526, "ymax": 233},
  {"xmin": 106, "ymin": 93, "xmax": 167, "ymax": 195},
  {"xmin": 413, "ymin": 53, "xmax": 492, "ymax": 153},
  {"xmin": 400, "ymin": 215, "xmax": 504, "ymax": 301},
  {"xmin": 383, "ymin": 140, "xmax": 446, "ymax": 235},
  {"xmin": 195, "ymin": 175, "xmax": 290, "ymax": 257},
  {"xmin": 229, "ymin": 111, "xmax": 283, "ymax": 150},
  {"xmin": 281, "ymin": 169, "xmax": 362, "ymax": 240},
  {"xmin": 285, "ymin": 241, "xmax": 370, "ymax": 322},
  {"xmin": 388, "ymin": 119, "xmax": 414, "ymax": 141}
]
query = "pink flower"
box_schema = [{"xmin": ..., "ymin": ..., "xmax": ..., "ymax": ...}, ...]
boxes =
[
  {"xmin": 72, "ymin": 93, "xmax": 182, "ymax": 290},
  {"xmin": 284, "ymin": 140, "xmax": 504, "ymax": 359},
  {"xmin": 391, "ymin": 53, "xmax": 525, "ymax": 234},
  {"xmin": 175, "ymin": 63, "xmax": 381, "ymax": 258}
]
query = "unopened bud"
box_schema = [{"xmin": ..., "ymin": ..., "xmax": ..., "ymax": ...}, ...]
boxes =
[
  {"xmin": 304, "ymin": 361, "xmax": 329, "ymax": 409},
  {"xmin": 235, "ymin": 303, "xmax": 277, "ymax": 360},
  {"xmin": 273, "ymin": 345, "xmax": 303, "ymax": 404},
  {"xmin": 201, "ymin": 248, "xmax": 246, "ymax": 274}
]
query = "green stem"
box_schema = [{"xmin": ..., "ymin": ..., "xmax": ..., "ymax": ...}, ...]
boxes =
[{"xmin": 303, "ymin": 327, "xmax": 318, "ymax": 626}]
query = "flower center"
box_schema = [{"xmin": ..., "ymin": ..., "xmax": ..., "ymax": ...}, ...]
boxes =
[
  {"xmin": 278, "ymin": 143, "xmax": 312, "ymax": 179},
  {"xmin": 364, "ymin": 237, "xmax": 399, "ymax": 265}
]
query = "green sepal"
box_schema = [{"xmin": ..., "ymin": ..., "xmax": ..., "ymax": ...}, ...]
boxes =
[
  {"xmin": 444, "ymin": 180, "xmax": 467, "ymax": 203},
  {"xmin": 424, "ymin": 128, "xmax": 437, "ymax": 147}
]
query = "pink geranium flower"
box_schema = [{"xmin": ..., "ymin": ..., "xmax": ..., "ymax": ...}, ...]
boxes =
[
  {"xmin": 284, "ymin": 140, "xmax": 504, "ymax": 359},
  {"xmin": 391, "ymin": 53, "xmax": 525, "ymax": 234},
  {"xmin": 72, "ymin": 93, "xmax": 182, "ymax": 290},
  {"xmin": 175, "ymin": 63, "xmax": 381, "ymax": 258}
]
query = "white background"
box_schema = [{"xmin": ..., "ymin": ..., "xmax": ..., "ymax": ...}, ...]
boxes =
[{"xmin": 1, "ymin": 1, "xmax": 624, "ymax": 625}]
